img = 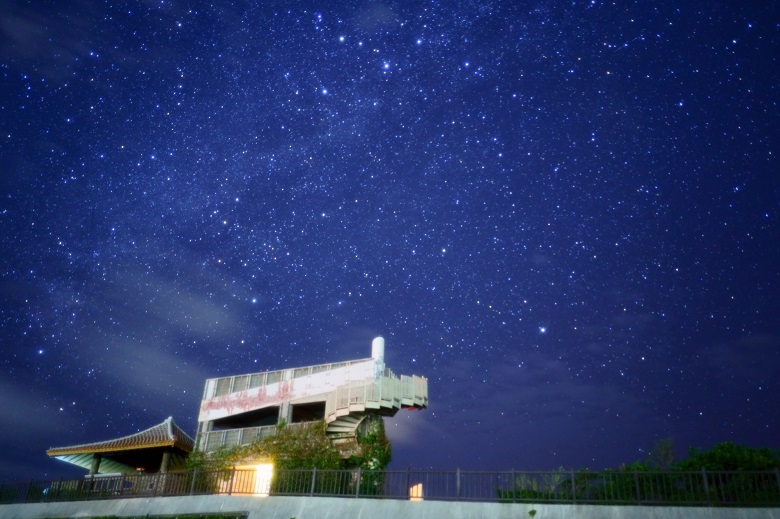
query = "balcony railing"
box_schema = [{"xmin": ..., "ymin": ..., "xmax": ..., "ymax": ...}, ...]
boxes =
[{"xmin": 199, "ymin": 422, "xmax": 313, "ymax": 452}]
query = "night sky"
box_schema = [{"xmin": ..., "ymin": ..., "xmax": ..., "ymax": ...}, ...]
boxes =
[{"xmin": 1, "ymin": 0, "xmax": 779, "ymax": 482}]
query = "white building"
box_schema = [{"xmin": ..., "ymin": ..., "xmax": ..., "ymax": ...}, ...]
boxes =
[{"xmin": 195, "ymin": 337, "xmax": 428, "ymax": 453}]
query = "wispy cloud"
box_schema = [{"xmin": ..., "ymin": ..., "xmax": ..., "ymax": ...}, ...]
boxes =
[{"xmin": 0, "ymin": 380, "xmax": 79, "ymax": 446}]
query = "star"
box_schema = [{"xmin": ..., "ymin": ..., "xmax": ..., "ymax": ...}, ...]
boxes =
[{"xmin": 1, "ymin": 0, "xmax": 777, "ymax": 482}]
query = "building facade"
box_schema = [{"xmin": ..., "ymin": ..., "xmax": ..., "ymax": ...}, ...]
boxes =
[{"xmin": 196, "ymin": 337, "xmax": 428, "ymax": 454}]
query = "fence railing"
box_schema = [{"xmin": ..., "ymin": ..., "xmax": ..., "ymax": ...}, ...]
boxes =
[{"xmin": 2, "ymin": 468, "xmax": 779, "ymax": 506}]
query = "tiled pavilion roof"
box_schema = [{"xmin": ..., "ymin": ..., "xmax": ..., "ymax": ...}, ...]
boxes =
[
  {"xmin": 48, "ymin": 417, "xmax": 194, "ymax": 455},
  {"xmin": 47, "ymin": 417, "xmax": 194, "ymax": 474}
]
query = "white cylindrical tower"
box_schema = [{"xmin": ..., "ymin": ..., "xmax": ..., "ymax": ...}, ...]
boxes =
[
  {"xmin": 371, "ymin": 336, "xmax": 385, "ymax": 361},
  {"xmin": 372, "ymin": 336, "xmax": 385, "ymax": 379}
]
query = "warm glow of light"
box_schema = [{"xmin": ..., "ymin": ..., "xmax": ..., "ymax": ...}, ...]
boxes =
[
  {"xmin": 410, "ymin": 482, "xmax": 423, "ymax": 501},
  {"xmin": 221, "ymin": 463, "xmax": 274, "ymax": 496},
  {"xmin": 239, "ymin": 463, "xmax": 274, "ymax": 496}
]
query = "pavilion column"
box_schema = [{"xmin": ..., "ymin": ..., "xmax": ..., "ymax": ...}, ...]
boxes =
[
  {"xmin": 89, "ymin": 453, "xmax": 102, "ymax": 475},
  {"xmin": 160, "ymin": 449, "xmax": 171, "ymax": 473}
]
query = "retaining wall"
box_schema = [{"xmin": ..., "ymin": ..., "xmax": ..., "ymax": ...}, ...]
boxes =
[{"xmin": 2, "ymin": 494, "xmax": 779, "ymax": 519}]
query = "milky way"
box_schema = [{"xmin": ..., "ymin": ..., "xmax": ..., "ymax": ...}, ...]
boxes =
[{"xmin": 1, "ymin": 0, "xmax": 778, "ymax": 480}]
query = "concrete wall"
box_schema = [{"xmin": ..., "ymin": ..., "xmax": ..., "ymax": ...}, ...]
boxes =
[{"xmin": 2, "ymin": 495, "xmax": 780, "ymax": 519}]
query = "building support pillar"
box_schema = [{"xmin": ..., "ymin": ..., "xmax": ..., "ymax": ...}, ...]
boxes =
[
  {"xmin": 279, "ymin": 401, "xmax": 292, "ymax": 425},
  {"xmin": 160, "ymin": 449, "xmax": 171, "ymax": 473},
  {"xmin": 89, "ymin": 453, "xmax": 102, "ymax": 475}
]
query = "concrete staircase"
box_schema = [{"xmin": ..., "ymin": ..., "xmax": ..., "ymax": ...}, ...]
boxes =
[
  {"xmin": 326, "ymin": 414, "xmax": 366, "ymax": 444},
  {"xmin": 324, "ymin": 373, "xmax": 427, "ymax": 443}
]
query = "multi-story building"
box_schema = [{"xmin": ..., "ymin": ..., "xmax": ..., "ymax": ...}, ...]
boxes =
[{"xmin": 196, "ymin": 337, "xmax": 428, "ymax": 454}]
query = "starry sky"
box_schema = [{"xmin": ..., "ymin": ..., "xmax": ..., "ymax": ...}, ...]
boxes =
[{"xmin": 1, "ymin": 0, "xmax": 779, "ymax": 482}]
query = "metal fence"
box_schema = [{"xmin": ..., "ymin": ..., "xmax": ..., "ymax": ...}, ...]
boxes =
[{"xmin": 2, "ymin": 468, "xmax": 779, "ymax": 506}]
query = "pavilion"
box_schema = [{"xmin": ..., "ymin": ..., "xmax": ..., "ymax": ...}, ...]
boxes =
[{"xmin": 46, "ymin": 417, "xmax": 194, "ymax": 475}]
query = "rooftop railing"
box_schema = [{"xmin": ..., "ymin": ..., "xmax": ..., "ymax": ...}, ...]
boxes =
[
  {"xmin": 2, "ymin": 468, "xmax": 779, "ymax": 506},
  {"xmin": 204, "ymin": 358, "xmax": 376, "ymax": 399}
]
